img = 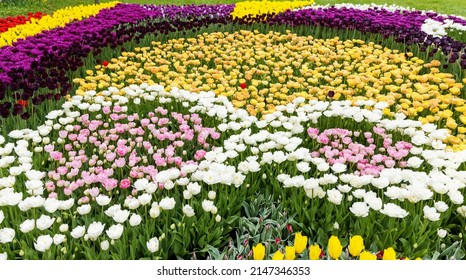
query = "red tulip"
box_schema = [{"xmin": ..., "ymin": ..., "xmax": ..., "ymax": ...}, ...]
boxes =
[{"xmin": 16, "ymin": 99, "xmax": 28, "ymax": 107}]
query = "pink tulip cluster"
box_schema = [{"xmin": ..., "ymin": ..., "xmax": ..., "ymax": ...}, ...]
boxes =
[
  {"xmin": 43, "ymin": 105, "xmax": 220, "ymax": 200},
  {"xmin": 307, "ymin": 127, "xmax": 413, "ymax": 176}
]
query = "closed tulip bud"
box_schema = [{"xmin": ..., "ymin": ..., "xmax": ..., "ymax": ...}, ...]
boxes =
[
  {"xmin": 349, "ymin": 235, "xmax": 364, "ymax": 257},
  {"xmin": 101, "ymin": 240, "xmax": 110, "ymax": 251},
  {"xmin": 328, "ymin": 236, "xmax": 342, "ymax": 260}
]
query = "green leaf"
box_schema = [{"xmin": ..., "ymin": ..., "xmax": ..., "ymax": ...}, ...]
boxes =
[
  {"xmin": 399, "ymin": 238, "xmax": 412, "ymax": 255},
  {"xmin": 316, "ymin": 228, "xmax": 327, "ymax": 247},
  {"xmin": 198, "ymin": 235, "xmax": 206, "ymax": 248}
]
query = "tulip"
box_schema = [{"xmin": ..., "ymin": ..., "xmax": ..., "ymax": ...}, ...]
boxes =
[
  {"xmin": 349, "ymin": 235, "xmax": 365, "ymax": 257},
  {"xmin": 272, "ymin": 250, "xmax": 284, "ymax": 260},
  {"xmin": 328, "ymin": 236, "xmax": 342, "ymax": 260},
  {"xmin": 383, "ymin": 247, "xmax": 397, "ymax": 260},
  {"xmin": 359, "ymin": 251, "xmax": 377, "ymax": 260},
  {"xmin": 252, "ymin": 243, "xmax": 265, "ymax": 260},
  {"xmin": 294, "ymin": 232, "xmax": 308, "ymax": 254},
  {"xmin": 285, "ymin": 246, "xmax": 296, "ymax": 260},
  {"xmin": 309, "ymin": 244, "xmax": 321, "ymax": 260}
]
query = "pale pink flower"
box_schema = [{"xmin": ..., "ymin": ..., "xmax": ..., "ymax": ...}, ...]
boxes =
[
  {"xmin": 114, "ymin": 158, "xmax": 126, "ymax": 168},
  {"xmin": 50, "ymin": 151, "xmax": 63, "ymax": 161}
]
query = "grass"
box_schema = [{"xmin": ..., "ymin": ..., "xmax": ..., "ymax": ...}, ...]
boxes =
[{"xmin": 0, "ymin": 0, "xmax": 465, "ymax": 18}]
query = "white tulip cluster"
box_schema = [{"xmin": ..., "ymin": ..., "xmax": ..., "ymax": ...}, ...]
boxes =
[{"xmin": 0, "ymin": 80, "xmax": 465, "ymax": 257}]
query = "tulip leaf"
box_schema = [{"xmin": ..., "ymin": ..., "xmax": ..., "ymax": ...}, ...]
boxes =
[{"xmin": 316, "ymin": 228, "xmax": 327, "ymax": 247}]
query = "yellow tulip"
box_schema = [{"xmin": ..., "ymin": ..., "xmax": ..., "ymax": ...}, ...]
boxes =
[
  {"xmin": 383, "ymin": 247, "xmax": 397, "ymax": 260},
  {"xmin": 252, "ymin": 243, "xmax": 265, "ymax": 260},
  {"xmin": 309, "ymin": 244, "xmax": 321, "ymax": 260},
  {"xmin": 232, "ymin": 1, "xmax": 314, "ymax": 19},
  {"xmin": 328, "ymin": 236, "xmax": 342, "ymax": 260},
  {"xmin": 294, "ymin": 232, "xmax": 308, "ymax": 254},
  {"xmin": 73, "ymin": 28, "xmax": 466, "ymax": 151},
  {"xmin": 349, "ymin": 235, "xmax": 365, "ymax": 257},
  {"xmin": 285, "ymin": 246, "xmax": 296, "ymax": 260},
  {"xmin": 359, "ymin": 251, "xmax": 377, "ymax": 260},
  {"xmin": 272, "ymin": 250, "xmax": 284, "ymax": 260}
]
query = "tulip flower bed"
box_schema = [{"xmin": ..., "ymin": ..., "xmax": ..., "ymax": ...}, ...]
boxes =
[
  {"xmin": 0, "ymin": 12, "xmax": 46, "ymax": 34},
  {"xmin": 0, "ymin": 2, "xmax": 466, "ymax": 261}
]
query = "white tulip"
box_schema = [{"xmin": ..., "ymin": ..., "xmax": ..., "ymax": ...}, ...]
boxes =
[
  {"xmin": 34, "ymin": 235, "xmax": 53, "ymax": 252},
  {"xmin": 19, "ymin": 219, "xmax": 35, "ymax": 233},
  {"xmin": 0, "ymin": 228, "xmax": 15, "ymax": 243},
  {"xmin": 182, "ymin": 205, "xmax": 195, "ymax": 217},
  {"xmin": 87, "ymin": 222, "xmax": 105, "ymax": 241},
  {"xmin": 70, "ymin": 226, "xmax": 86, "ymax": 239},
  {"xmin": 159, "ymin": 197, "xmax": 176, "ymax": 210},
  {"xmin": 106, "ymin": 224, "xmax": 124, "ymax": 240},
  {"xmin": 36, "ymin": 215, "xmax": 55, "ymax": 231},
  {"xmin": 146, "ymin": 237, "xmax": 159, "ymax": 253},
  {"xmin": 129, "ymin": 214, "xmax": 142, "ymax": 226}
]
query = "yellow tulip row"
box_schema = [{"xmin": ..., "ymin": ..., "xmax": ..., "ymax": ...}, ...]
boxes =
[
  {"xmin": 73, "ymin": 30, "xmax": 466, "ymax": 150},
  {"xmin": 0, "ymin": 2, "xmax": 120, "ymax": 47},
  {"xmin": 252, "ymin": 233, "xmax": 422, "ymax": 260},
  {"xmin": 232, "ymin": 1, "xmax": 314, "ymax": 19}
]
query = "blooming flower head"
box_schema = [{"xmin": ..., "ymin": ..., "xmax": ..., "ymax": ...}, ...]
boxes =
[
  {"xmin": 106, "ymin": 224, "xmax": 124, "ymax": 240},
  {"xmin": 34, "ymin": 235, "xmax": 53, "ymax": 252},
  {"xmin": 309, "ymin": 244, "xmax": 321, "ymax": 260},
  {"xmin": 159, "ymin": 197, "xmax": 176, "ymax": 210},
  {"xmin": 252, "ymin": 243, "xmax": 265, "ymax": 260},
  {"xmin": 129, "ymin": 214, "xmax": 142, "ymax": 227},
  {"xmin": 294, "ymin": 232, "xmax": 308, "ymax": 254},
  {"xmin": 285, "ymin": 246, "xmax": 296, "ymax": 260},
  {"xmin": 182, "ymin": 204, "xmax": 195, "ymax": 217},
  {"xmin": 328, "ymin": 236, "xmax": 342, "ymax": 260},
  {"xmin": 87, "ymin": 222, "xmax": 105, "ymax": 241},
  {"xmin": 383, "ymin": 247, "xmax": 397, "ymax": 260},
  {"xmin": 147, "ymin": 237, "xmax": 159, "ymax": 253},
  {"xmin": 359, "ymin": 251, "xmax": 377, "ymax": 260},
  {"xmin": 349, "ymin": 235, "xmax": 365, "ymax": 257},
  {"xmin": 272, "ymin": 250, "xmax": 284, "ymax": 260},
  {"xmin": 0, "ymin": 228, "xmax": 15, "ymax": 244}
]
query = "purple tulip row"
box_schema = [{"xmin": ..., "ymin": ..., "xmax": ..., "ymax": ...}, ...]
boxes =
[{"xmin": 0, "ymin": 4, "xmax": 234, "ymax": 120}]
